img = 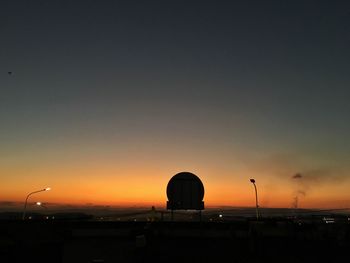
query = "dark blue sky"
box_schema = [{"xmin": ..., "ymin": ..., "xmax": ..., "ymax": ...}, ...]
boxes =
[{"xmin": 2, "ymin": 0, "xmax": 350, "ymax": 151}]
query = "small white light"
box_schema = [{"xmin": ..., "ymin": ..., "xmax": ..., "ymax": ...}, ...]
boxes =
[
  {"xmin": 36, "ymin": 202, "xmax": 42, "ymax": 206},
  {"xmin": 45, "ymin": 187, "xmax": 51, "ymax": 191},
  {"xmin": 219, "ymin": 214, "xmax": 223, "ymax": 218}
]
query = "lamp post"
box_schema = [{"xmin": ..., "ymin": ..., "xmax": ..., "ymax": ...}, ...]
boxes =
[
  {"xmin": 22, "ymin": 187, "xmax": 51, "ymax": 220},
  {"xmin": 250, "ymin": 179, "xmax": 259, "ymax": 220}
]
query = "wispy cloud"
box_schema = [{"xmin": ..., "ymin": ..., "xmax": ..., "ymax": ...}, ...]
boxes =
[{"xmin": 292, "ymin": 173, "xmax": 302, "ymax": 179}]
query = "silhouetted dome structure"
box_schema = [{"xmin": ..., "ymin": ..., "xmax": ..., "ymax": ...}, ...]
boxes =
[{"xmin": 166, "ymin": 172, "xmax": 205, "ymax": 210}]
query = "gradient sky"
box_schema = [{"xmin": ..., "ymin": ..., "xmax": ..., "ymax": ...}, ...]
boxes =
[{"xmin": 1, "ymin": 0, "xmax": 350, "ymax": 208}]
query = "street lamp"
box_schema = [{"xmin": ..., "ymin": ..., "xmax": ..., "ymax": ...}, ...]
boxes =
[
  {"xmin": 250, "ymin": 179, "xmax": 259, "ymax": 220},
  {"xmin": 22, "ymin": 187, "xmax": 51, "ymax": 220}
]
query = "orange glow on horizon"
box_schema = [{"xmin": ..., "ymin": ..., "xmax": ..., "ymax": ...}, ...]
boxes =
[
  {"xmin": 1, "ymin": 153, "xmax": 349, "ymax": 209},
  {"xmin": 1, "ymin": 174, "xmax": 348, "ymax": 209}
]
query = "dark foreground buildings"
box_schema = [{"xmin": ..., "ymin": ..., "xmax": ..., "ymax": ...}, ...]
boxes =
[{"xmin": 0, "ymin": 219, "xmax": 349, "ymax": 263}]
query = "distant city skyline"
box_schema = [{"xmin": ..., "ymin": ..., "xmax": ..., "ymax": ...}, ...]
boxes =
[{"xmin": 1, "ymin": 0, "xmax": 349, "ymax": 208}]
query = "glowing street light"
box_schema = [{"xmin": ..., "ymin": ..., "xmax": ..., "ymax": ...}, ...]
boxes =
[
  {"xmin": 22, "ymin": 187, "xmax": 51, "ymax": 220},
  {"xmin": 36, "ymin": 202, "xmax": 48, "ymax": 209},
  {"xmin": 250, "ymin": 179, "xmax": 259, "ymax": 220}
]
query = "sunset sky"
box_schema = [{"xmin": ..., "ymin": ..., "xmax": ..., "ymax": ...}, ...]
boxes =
[{"xmin": 1, "ymin": 0, "xmax": 350, "ymax": 209}]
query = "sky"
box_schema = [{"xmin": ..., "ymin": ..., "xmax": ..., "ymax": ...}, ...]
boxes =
[{"xmin": 1, "ymin": 0, "xmax": 350, "ymax": 209}]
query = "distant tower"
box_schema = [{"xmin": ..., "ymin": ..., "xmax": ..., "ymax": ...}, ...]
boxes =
[{"xmin": 166, "ymin": 172, "xmax": 205, "ymax": 213}]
